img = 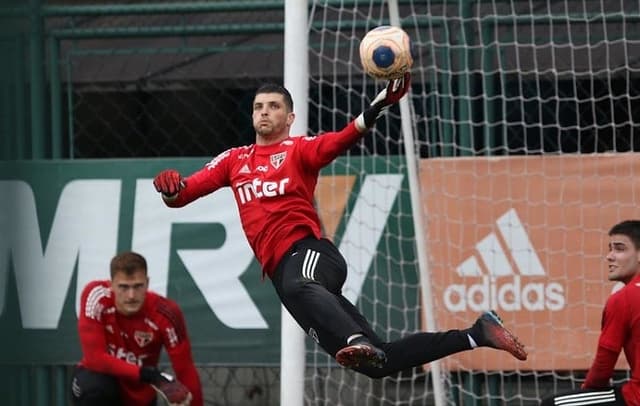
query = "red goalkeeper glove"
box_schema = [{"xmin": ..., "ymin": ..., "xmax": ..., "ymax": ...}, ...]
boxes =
[
  {"xmin": 153, "ymin": 169, "xmax": 185, "ymax": 198},
  {"xmin": 355, "ymin": 71, "xmax": 412, "ymax": 132},
  {"xmin": 140, "ymin": 366, "xmax": 192, "ymax": 406}
]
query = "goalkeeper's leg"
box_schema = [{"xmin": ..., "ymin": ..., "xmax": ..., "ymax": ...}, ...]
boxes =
[
  {"xmin": 70, "ymin": 366, "xmax": 123, "ymax": 406},
  {"xmin": 273, "ymin": 246, "xmax": 475, "ymax": 378},
  {"xmin": 272, "ymin": 237, "xmax": 528, "ymax": 379},
  {"xmin": 273, "ymin": 237, "xmax": 478, "ymax": 376},
  {"xmin": 341, "ymin": 309, "xmax": 527, "ymax": 378},
  {"xmin": 335, "ymin": 294, "xmax": 474, "ymax": 378}
]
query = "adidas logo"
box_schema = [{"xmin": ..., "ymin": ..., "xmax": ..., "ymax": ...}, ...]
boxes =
[
  {"xmin": 444, "ymin": 209, "xmax": 566, "ymax": 313},
  {"xmin": 239, "ymin": 164, "xmax": 251, "ymax": 174}
]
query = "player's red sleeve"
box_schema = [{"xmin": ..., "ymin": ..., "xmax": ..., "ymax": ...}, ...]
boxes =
[
  {"xmin": 164, "ymin": 150, "xmax": 232, "ymax": 208},
  {"xmin": 78, "ymin": 282, "xmax": 140, "ymax": 381},
  {"xmin": 582, "ymin": 345, "xmax": 618, "ymax": 389},
  {"xmin": 157, "ymin": 299, "xmax": 204, "ymax": 406},
  {"xmin": 582, "ymin": 290, "xmax": 628, "ymax": 389},
  {"xmin": 299, "ymin": 121, "xmax": 364, "ymax": 169}
]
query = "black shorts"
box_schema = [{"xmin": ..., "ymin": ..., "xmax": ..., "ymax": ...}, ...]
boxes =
[{"xmin": 271, "ymin": 237, "xmax": 380, "ymax": 356}]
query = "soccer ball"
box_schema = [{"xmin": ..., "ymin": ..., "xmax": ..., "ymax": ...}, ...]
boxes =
[{"xmin": 359, "ymin": 25, "xmax": 413, "ymax": 80}]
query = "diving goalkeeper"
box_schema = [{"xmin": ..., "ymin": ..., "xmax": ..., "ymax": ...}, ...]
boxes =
[{"xmin": 153, "ymin": 73, "xmax": 527, "ymax": 378}]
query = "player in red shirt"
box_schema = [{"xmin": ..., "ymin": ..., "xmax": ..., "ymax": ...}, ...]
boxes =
[
  {"xmin": 71, "ymin": 251, "xmax": 202, "ymax": 406},
  {"xmin": 541, "ymin": 220, "xmax": 640, "ymax": 406},
  {"xmin": 153, "ymin": 75, "xmax": 527, "ymax": 378}
]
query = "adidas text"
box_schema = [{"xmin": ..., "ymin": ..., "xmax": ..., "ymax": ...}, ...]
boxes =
[
  {"xmin": 449, "ymin": 208, "xmax": 566, "ymax": 313},
  {"xmin": 443, "ymin": 275, "xmax": 565, "ymax": 312}
]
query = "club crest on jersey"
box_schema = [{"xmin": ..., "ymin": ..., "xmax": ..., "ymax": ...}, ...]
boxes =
[
  {"xmin": 134, "ymin": 331, "xmax": 153, "ymax": 347},
  {"xmin": 270, "ymin": 152, "xmax": 286, "ymax": 169}
]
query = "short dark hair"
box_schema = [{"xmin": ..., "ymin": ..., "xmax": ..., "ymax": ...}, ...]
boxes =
[
  {"xmin": 255, "ymin": 83, "xmax": 294, "ymax": 112},
  {"xmin": 609, "ymin": 220, "xmax": 640, "ymax": 249},
  {"xmin": 110, "ymin": 251, "xmax": 147, "ymax": 279}
]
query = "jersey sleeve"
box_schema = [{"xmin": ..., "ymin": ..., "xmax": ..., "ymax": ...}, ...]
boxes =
[
  {"xmin": 156, "ymin": 299, "xmax": 204, "ymax": 406},
  {"xmin": 582, "ymin": 292, "xmax": 628, "ymax": 389},
  {"xmin": 296, "ymin": 121, "xmax": 364, "ymax": 170},
  {"xmin": 582, "ymin": 345, "xmax": 619, "ymax": 389},
  {"xmin": 598, "ymin": 291, "xmax": 629, "ymax": 352},
  {"xmin": 77, "ymin": 282, "xmax": 141, "ymax": 381},
  {"xmin": 164, "ymin": 149, "xmax": 233, "ymax": 208}
]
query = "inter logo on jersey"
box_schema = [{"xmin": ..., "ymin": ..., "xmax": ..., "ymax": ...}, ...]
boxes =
[
  {"xmin": 134, "ymin": 331, "xmax": 153, "ymax": 347},
  {"xmin": 270, "ymin": 152, "xmax": 286, "ymax": 169},
  {"xmin": 235, "ymin": 178, "xmax": 290, "ymax": 204}
]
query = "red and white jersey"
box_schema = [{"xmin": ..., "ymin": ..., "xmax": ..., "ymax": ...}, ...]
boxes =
[
  {"xmin": 77, "ymin": 280, "xmax": 203, "ymax": 406},
  {"xmin": 166, "ymin": 120, "xmax": 364, "ymax": 277},
  {"xmin": 583, "ymin": 273, "xmax": 640, "ymax": 405}
]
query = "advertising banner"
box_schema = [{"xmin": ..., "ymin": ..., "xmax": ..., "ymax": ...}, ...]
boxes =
[
  {"xmin": 0, "ymin": 157, "xmax": 416, "ymax": 365},
  {"xmin": 4, "ymin": 154, "xmax": 637, "ymax": 370},
  {"xmin": 421, "ymin": 154, "xmax": 640, "ymax": 370}
]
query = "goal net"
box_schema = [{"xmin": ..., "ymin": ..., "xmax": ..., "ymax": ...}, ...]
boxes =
[{"xmin": 306, "ymin": 0, "xmax": 640, "ymax": 405}]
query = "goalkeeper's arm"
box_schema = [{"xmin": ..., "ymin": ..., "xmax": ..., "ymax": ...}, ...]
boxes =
[
  {"xmin": 300, "ymin": 72, "xmax": 412, "ymax": 168},
  {"xmin": 354, "ymin": 71, "xmax": 412, "ymax": 132}
]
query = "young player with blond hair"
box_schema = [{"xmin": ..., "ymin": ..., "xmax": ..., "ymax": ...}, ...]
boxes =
[{"xmin": 71, "ymin": 251, "xmax": 202, "ymax": 406}]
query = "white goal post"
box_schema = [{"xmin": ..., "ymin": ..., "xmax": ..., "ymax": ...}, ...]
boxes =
[{"xmin": 282, "ymin": 2, "xmax": 310, "ymax": 406}]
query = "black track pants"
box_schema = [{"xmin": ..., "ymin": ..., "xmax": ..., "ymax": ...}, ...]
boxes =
[{"xmin": 271, "ymin": 237, "xmax": 473, "ymax": 378}]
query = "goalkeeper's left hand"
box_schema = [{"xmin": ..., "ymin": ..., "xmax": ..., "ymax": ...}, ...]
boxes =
[{"xmin": 355, "ymin": 71, "xmax": 411, "ymax": 132}]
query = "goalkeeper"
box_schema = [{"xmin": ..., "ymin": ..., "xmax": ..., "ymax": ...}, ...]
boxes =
[
  {"xmin": 71, "ymin": 251, "xmax": 202, "ymax": 406},
  {"xmin": 154, "ymin": 73, "xmax": 527, "ymax": 378}
]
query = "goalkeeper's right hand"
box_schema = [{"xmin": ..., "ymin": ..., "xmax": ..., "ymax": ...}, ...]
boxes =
[
  {"xmin": 140, "ymin": 366, "xmax": 192, "ymax": 406},
  {"xmin": 355, "ymin": 71, "xmax": 411, "ymax": 132},
  {"xmin": 153, "ymin": 169, "xmax": 185, "ymax": 199}
]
